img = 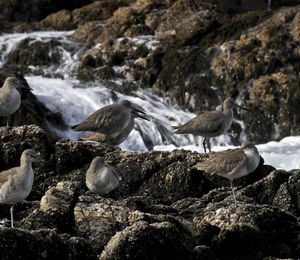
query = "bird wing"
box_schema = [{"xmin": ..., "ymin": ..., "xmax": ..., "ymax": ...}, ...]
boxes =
[
  {"xmin": 72, "ymin": 104, "xmax": 130, "ymax": 134},
  {"xmin": 79, "ymin": 132, "xmax": 106, "ymax": 142},
  {"xmin": 174, "ymin": 111, "xmax": 224, "ymax": 134},
  {"xmin": 0, "ymin": 168, "xmax": 17, "ymax": 189},
  {"xmin": 107, "ymin": 164, "xmax": 122, "ymax": 181},
  {"xmin": 196, "ymin": 148, "xmax": 247, "ymax": 175}
]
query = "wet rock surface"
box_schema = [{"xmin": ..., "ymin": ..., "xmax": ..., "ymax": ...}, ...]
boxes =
[
  {"xmin": 0, "ymin": 1, "xmax": 300, "ymax": 258},
  {"xmin": 1, "ymin": 2, "xmax": 299, "ymax": 143},
  {"xmin": 0, "ymin": 125, "xmax": 299, "ymax": 259}
]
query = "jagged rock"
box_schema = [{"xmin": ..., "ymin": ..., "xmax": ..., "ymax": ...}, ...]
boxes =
[
  {"xmin": 0, "ymin": 0, "xmax": 300, "ymax": 258},
  {"xmin": 4, "ymin": 38, "xmax": 62, "ymax": 75},
  {"xmin": 0, "ymin": 0, "xmax": 92, "ymax": 24},
  {"xmin": 74, "ymin": 195, "xmax": 136, "ymax": 251},
  {"xmin": 40, "ymin": 181, "xmax": 81, "ymax": 232},
  {"xmin": 71, "ymin": 21, "xmax": 104, "ymax": 44},
  {"xmin": 73, "ymin": 194, "xmax": 189, "ymax": 252},
  {"xmin": 239, "ymin": 169, "xmax": 291, "ymax": 204},
  {"xmin": 54, "ymin": 139, "xmax": 118, "ymax": 174},
  {"xmin": 201, "ymin": 203, "xmax": 299, "ymax": 259},
  {"xmin": 273, "ymin": 170, "xmax": 300, "ymax": 215},
  {"xmin": 0, "ymin": 227, "xmax": 95, "ymax": 260},
  {"xmin": 0, "ymin": 125, "xmax": 51, "ymax": 167},
  {"xmin": 1, "ymin": 1, "xmax": 299, "ymax": 147},
  {"xmin": 0, "ymin": 125, "xmax": 299, "ymax": 259},
  {"xmin": 210, "ymin": 6, "xmax": 300, "ymax": 142},
  {"xmin": 34, "ymin": 0, "xmax": 134, "ymax": 31},
  {"xmin": 99, "ymin": 221, "xmax": 197, "ymax": 260},
  {"xmin": 245, "ymin": 73, "xmax": 300, "ymax": 142}
]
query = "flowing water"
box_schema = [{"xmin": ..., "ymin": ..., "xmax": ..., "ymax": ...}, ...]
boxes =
[{"xmin": 1, "ymin": 31, "xmax": 299, "ymax": 170}]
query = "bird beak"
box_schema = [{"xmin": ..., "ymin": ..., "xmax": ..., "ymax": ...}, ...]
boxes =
[
  {"xmin": 132, "ymin": 110, "xmax": 150, "ymax": 121},
  {"xmin": 236, "ymin": 104, "xmax": 251, "ymax": 112},
  {"xmin": 35, "ymin": 154, "xmax": 46, "ymax": 163},
  {"xmin": 132, "ymin": 106, "xmax": 147, "ymax": 115},
  {"xmin": 136, "ymin": 112, "xmax": 151, "ymax": 121},
  {"xmin": 17, "ymin": 81, "xmax": 32, "ymax": 90},
  {"xmin": 17, "ymin": 83, "xmax": 33, "ymax": 91}
]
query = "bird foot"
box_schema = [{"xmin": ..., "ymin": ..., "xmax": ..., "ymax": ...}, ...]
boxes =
[
  {"xmin": 233, "ymin": 201, "xmax": 246, "ymax": 208},
  {"xmin": 0, "ymin": 218, "xmax": 10, "ymax": 227}
]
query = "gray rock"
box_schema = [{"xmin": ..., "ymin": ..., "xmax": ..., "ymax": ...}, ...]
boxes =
[{"xmin": 40, "ymin": 181, "xmax": 81, "ymax": 232}]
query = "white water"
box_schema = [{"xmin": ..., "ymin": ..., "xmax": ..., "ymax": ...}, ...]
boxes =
[{"xmin": 1, "ymin": 31, "xmax": 299, "ymax": 171}]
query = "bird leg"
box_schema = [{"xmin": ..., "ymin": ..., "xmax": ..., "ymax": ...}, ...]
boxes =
[
  {"xmin": 206, "ymin": 138, "xmax": 211, "ymax": 152},
  {"xmin": 6, "ymin": 116, "xmax": 10, "ymax": 127},
  {"xmin": 202, "ymin": 139, "xmax": 207, "ymax": 153},
  {"xmin": 6, "ymin": 116, "xmax": 13, "ymax": 128},
  {"xmin": 10, "ymin": 205, "xmax": 14, "ymax": 228},
  {"xmin": 229, "ymin": 179, "xmax": 238, "ymax": 208},
  {"xmin": 202, "ymin": 138, "xmax": 211, "ymax": 153}
]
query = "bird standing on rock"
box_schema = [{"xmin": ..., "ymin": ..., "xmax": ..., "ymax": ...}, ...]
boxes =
[
  {"xmin": 195, "ymin": 142, "xmax": 260, "ymax": 208},
  {"xmin": 86, "ymin": 156, "xmax": 122, "ymax": 195},
  {"xmin": 72, "ymin": 100, "xmax": 147, "ymax": 135},
  {"xmin": 0, "ymin": 77, "xmax": 28, "ymax": 127},
  {"xmin": 0, "ymin": 149, "xmax": 44, "ymax": 227},
  {"xmin": 173, "ymin": 98, "xmax": 249, "ymax": 153},
  {"xmin": 79, "ymin": 109, "xmax": 150, "ymax": 145}
]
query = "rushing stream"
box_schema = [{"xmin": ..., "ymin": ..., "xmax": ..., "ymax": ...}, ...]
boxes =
[{"xmin": 1, "ymin": 30, "xmax": 299, "ymax": 170}]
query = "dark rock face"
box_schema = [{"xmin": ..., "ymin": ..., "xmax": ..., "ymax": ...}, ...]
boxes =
[
  {"xmin": 0, "ymin": 125, "xmax": 299, "ymax": 259},
  {"xmin": 0, "ymin": 227, "xmax": 95, "ymax": 260},
  {"xmin": 1, "ymin": 1, "xmax": 300, "ymax": 144},
  {"xmin": 0, "ymin": 0, "xmax": 93, "ymax": 23}
]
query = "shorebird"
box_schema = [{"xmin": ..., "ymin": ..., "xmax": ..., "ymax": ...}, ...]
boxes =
[
  {"xmin": 196, "ymin": 142, "xmax": 260, "ymax": 208},
  {"xmin": 0, "ymin": 149, "xmax": 44, "ymax": 227},
  {"xmin": 86, "ymin": 156, "xmax": 122, "ymax": 195},
  {"xmin": 173, "ymin": 98, "xmax": 249, "ymax": 153},
  {"xmin": 79, "ymin": 110, "xmax": 150, "ymax": 145},
  {"xmin": 0, "ymin": 77, "xmax": 28, "ymax": 127},
  {"xmin": 72, "ymin": 100, "xmax": 147, "ymax": 135}
]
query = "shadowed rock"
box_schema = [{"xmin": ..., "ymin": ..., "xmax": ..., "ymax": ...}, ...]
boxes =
[{"xmin": 0, "ymin": 125, "xmax": 299, "ymax": 259}]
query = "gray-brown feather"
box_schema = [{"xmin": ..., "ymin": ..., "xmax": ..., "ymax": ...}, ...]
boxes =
[
  {"xmin": 174, "ymin": 110, "xmax": 224, "ymax": 135},
  {"xmin": 196, "ymin": 148, "xmax": 247, "ymax": 175},
  {"xmin": 72, "ymin": 104, "xmax": 130, "ymax": 134},
  {"xmin": 0, "ymin": 168, "xmax": 16, "ymax": 188}
]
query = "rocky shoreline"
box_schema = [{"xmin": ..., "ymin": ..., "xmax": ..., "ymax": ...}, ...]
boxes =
[
  {"xmin": 0, "ymin": 1, "xmax": 299, "ymax": 144},
  {"xmin": 0, "ymin": 125, "xmax": 299, "ymax": 259},
  {"xmin": 0, "ymin": 0, "xmax": 300, "ymax": 258}
]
